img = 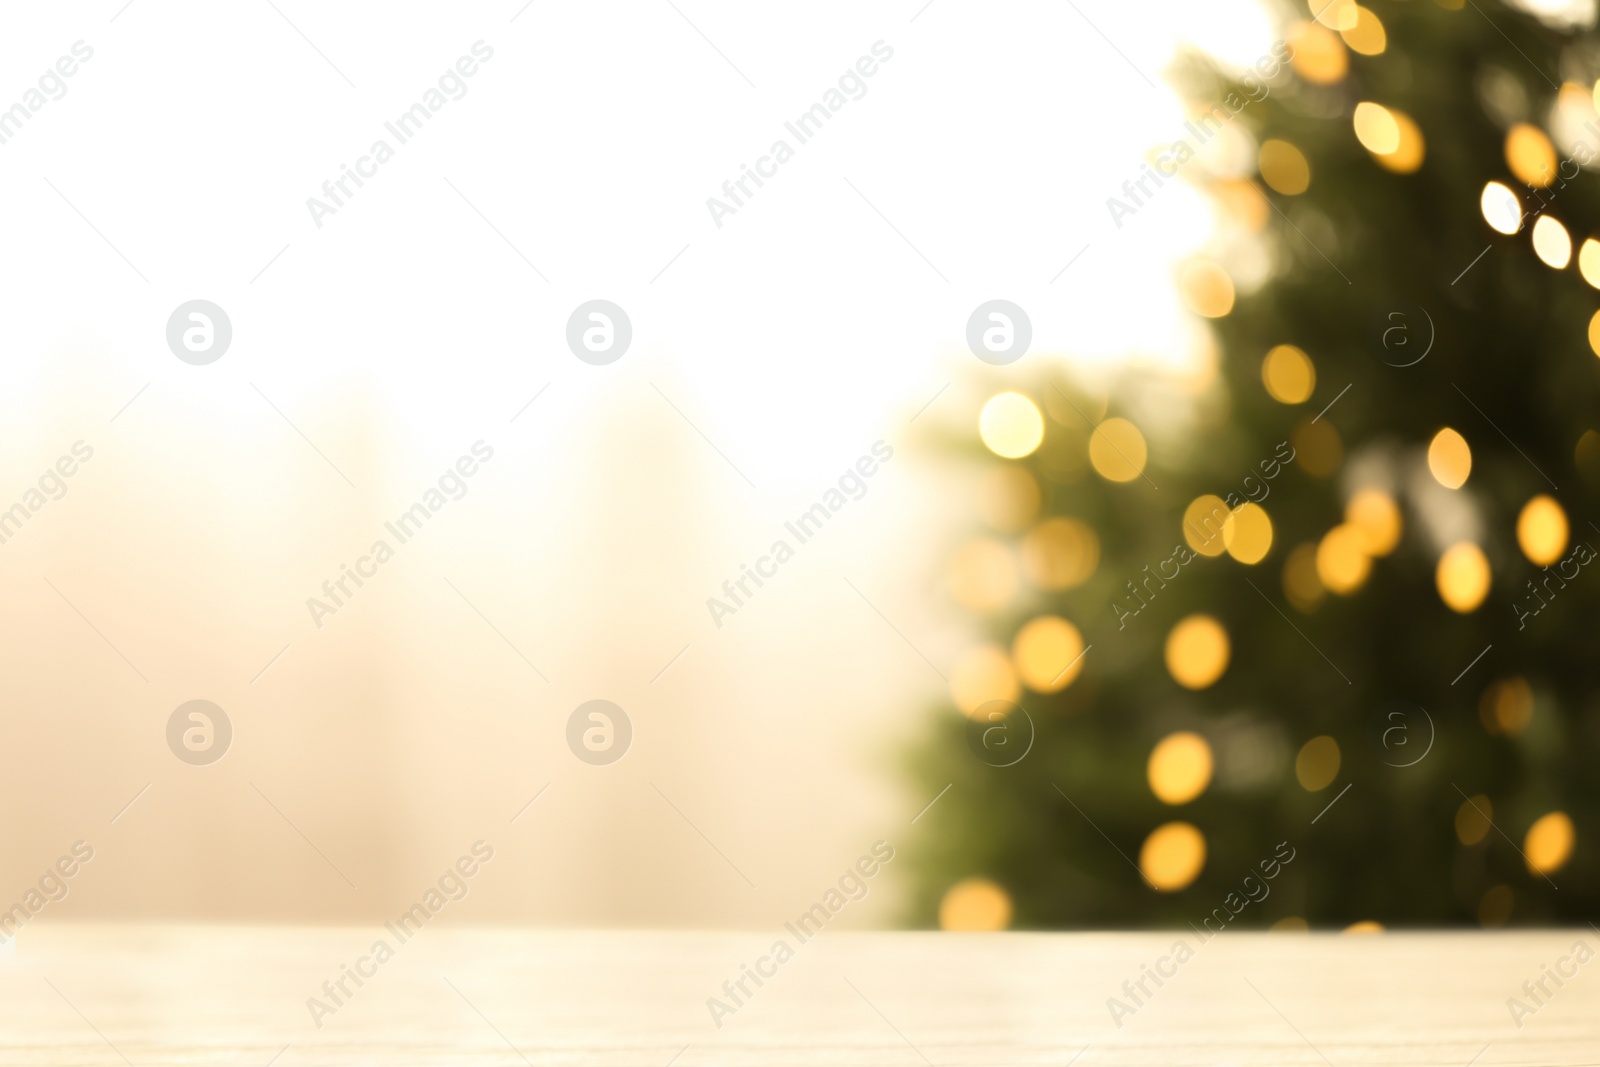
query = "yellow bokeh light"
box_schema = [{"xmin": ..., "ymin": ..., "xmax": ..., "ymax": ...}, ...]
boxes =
[
  {"xmin": 1480, "ymin": 677, "xmax": 1534, "ymax": 737},
  {"xmin": 1353, "ymin": 102, "xmax": 1400, "ymax": 155},
  {"xmin": 979, "ymin": 392, "xmax": 1044, "ymax": 459},
  {"xmin": 1525, "ymin": 812, "xmax": 1575, "ymax": 876},
  {"xmin": 1295, "ymin": 735, "xmax": 1341, "ymax": 791},
  {"xmin": 939, "ymin": 877, "xmax": 1013, "ymax": 931},
  {"xmin": 949, "ymin": 644, "xmax": 1020, "ymax": 717},
  {"xmin": 1088, "ymin": 417, "xmax": 1149, "ymax": 483},
  {"xmin": 1580, "ymin": 239, "xmax": 1600, "ymax": 289},
  {"xmin": 1212, "ymin": 179, "xmax": 1270, "ymax": 232},
  {"xmin": 1344, "ymin": 921, "xmax": 1385, "ymax": 934},
  {"xmin": 1139, "ymin": 822, "xmax": 1207, "ymax": 892},
  {"xmin": 1271, "ymin": 916, "xmax": 1311, "ymax": 932},
  {"xmin": 1456, "ymin": 794, "xmax": 1493, "ymax": 845},
  {"xmin": 1316, "ymin": 524, "xmax": 1372, "ymax": 594},
  {"xmin": 1312, "ymin": 0, "xmax": 1360, "ymax": 31},
  {"xmin": 1345, "ymin": 489, "xmax": 1401, "ymax": 556},
  {"xmin": 1294, "ymin": 418, "xmax": 1343, "ymax": 477},
  {"xmin": 1148, "ymin": 732, "xmax": 1214, "ymax": 805},
  {"xmin": 976, "ymin": 467, "xmax": 1041, "ymax": 533},
  {"xmin": 1533, "ymin": 216, "xmax": 1572, "ymax": 268},
  {"xmin": 1479, "ymin": 885, "xmax": 1514, "ymax": 928},
  {"xmin": 1259, "ymin": 140, "xmax": 1311, "ymax": 195},
  {"xmin": 1505, "ymin": 123, "xmax": 1558, "ymax": 188},
  {"xmin": 1183, "ymin": 494, "xmax": 1231, "ymax": 557},
  {"xmin": 1428, "ymin": 427, "xmax": 1472, "ymax": 489},
  {"xmin": 1340, "ymin": 6, "xmax": 1386, "ymax": 54},
  {"xmin": 947, "ymin": 538, "xmax": 1018, "ymax": 614},
  {"xmin": 1288, "ymin": 21, "xmax": 1348, "ymax": 84},
  {"xmin": 1590, "ymin": 309, "xmax": 1600, "ymax": 357},
  {"xmin": 1165, "ymin": 615, "xmax": 1230, "ymax": 690},
  {"xmin": 1517, "ymin": 494, "xmax": 1569, "ymax": 565},
  {"xmin": 1373, "ymin": 110, "xmax": 1425, "ymax": 173},
  {"xmin": 1020, "ymin": 517, "xmax": 1099, "ymax": 590},
  {"xmin": 1437, "ymin": 542, "xmax": 1491, "ymax": 613},
  {"xmin": 1179, "ymin": 262, "xmax": 1235, "ymax": 318},
  {"xmin": 1223, "ymin": 502, "xmax": 1273, "ymax": 564},
  {"xmin": 1283, "ymin": 542, "xmax": 1324, "ymax": 612},
  {"xmin": 1012, "ymin": 615, "xmax": 1086, "ymax": 693},
  {"xmin": 1480, "ymin": 181, "xmax": 1523, "ymax": 235},
  {"xmin": 1262, "ymin": 344, "xmax": 1316, "ymax": 403}
]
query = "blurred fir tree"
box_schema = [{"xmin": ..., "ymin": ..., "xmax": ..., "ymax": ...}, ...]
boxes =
[{"xmin": 907, "ymin": 0, "xmax": 1600, "ymax": 930}]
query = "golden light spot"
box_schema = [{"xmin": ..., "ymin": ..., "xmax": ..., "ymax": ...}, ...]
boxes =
[
  {"xmin": 1283, "ymin": 542, "xmax": 1324, "ymax": 612},
  {"xmin": 946, "ymin": 538, "xmax": 1018, "ymax": 614},
  {"xmin": 1456, "ymin": 795, "xmax": 1493, "ymax": 845},
  {"xmin": 1295, "ymin": 736, "xmax": 1341, "ymax": 791},
  {"xmin": 1506, "ymin": 123, "xmax": 1558, "ymax": 187},
  {"xmin": 1533, "ymin": 216, "xmax": 1573, "ymax": 269},
  {"xmin": 1480, "ymin": 677, "xmax": 1534, "ymax": 737},
  {"xmin": 1517, "ymin": 494, "xmax": 1569, "ymax": 565},
  {"xmin": 1088, "ymin": 418, "xmax": 1149, "ymax": 483},
  {"xmin": 1590, "ymin": 309, "xmax": 1600, "ymax": 357},
  {"xmin": 1353, "ymin": 102, "xmax": 1400, "ymax": 154},
  {"xmin": 1259, "ymin": 140, "xmax": 1311, "ymax": 195},
  {"xmin": 1212, "ymin": 179, "xmax": 1270, "ymax": 231},
  {"xmin": 1179, "ymin": 262, "xmax": 1235, "ymax": 318},
  {"xmin": 1373, "ymin": 110, "xmax": 1425, "ymax": 174},
  {"xmin": 976, "ymin": 467, "xmax": 1040, "ymax": 534},
  {"xmin": 1262, "ymin": 344, "xmax": 1316, "ymax": 403},
  {"xmin": 1580, "ymin": 240, "xmax": 1600, "ymax": 289},
  {"xmin": 1288, "ymin": 21, "xmax": 1348, "ymax": 84},
  {"xmin": 949, "ymin": 644, "xmax": 1020, "ymax": 717},
  {"xmin": 1148, "ymin": 732, "xmax": 1214, "ymax": 805},
  {"xmin": 979, "ymin": 392, "xmax": 1045, "ymax": 459},
  {"xmin": 939, "ymin": 878, "xmax": 1013, "ymax": 931},
  {"xmin": 1346, "ymin": 489, "xmax": 1401, "ymax": 556},
  {"xmin": 1525, "ymin": 812, "xmax": 1575, "ymax": 876},
  {"xmin": 1183, "ymin": 495, "xmax": 1231, "ymax": 557},
  {"xmin": 1012, "ymin": 615, "xmax": 1086, "ymax": 693},
  {"xmin": 1340, "ymin": 6, "xmax": 1386, "ymax": 54},
  {"xmin": 1312, "ymin": 0, "xmax": 1360, "ymax": 30},
  {"xmin": 1223, "ymin": 502, "xmax": 1274, "ymax": 564},
  {"xmin": 1479, "ymin": 885, "xmax": 1514, "ymax": 928},
  {"xmin": 1165, "ymin": 615, "xmax": 1230, "ymax": 690},
  {"xmin": 1437, "ymin": 543, "xmax": 1491, "ymax": 612},
  {"xmin": 1480, "ymin": 181, "xmax": 1523, "ymax": 235},
  {"xmin": 1344, "ymin": 921, "xmax": 1384, "ymax": 934},
  {"xmin": 1271, "ymin": 916, "xmax": 1310, "ymax": 932},
  {"xmin": 1021, "ymin": 518, "xmax": 1099, "ymax": 590},
  {"xmin": 1139, "ymin": 822, "xmax": 1207, "ymax": 892},
  {"xmin": 1428, "ymin": 427, "xmax": 1472, "ymax": 489},
  {"xmin": 1293, "ymin": 418, "xmax": 1343, "ymax": 477},
  {"xmin": 1316, "ymin": 524, "xmax": 1372, "ymax": 594}
]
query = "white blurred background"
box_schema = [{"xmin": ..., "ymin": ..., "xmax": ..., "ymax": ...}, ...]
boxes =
[{"xmin": 0, "ymin": 0, "xmax": 1308, "ymax": 929}]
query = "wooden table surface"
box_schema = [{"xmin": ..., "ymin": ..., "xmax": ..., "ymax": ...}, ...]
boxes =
[{"xmin": 1, "ymin": 926, "xmax": 1596, "ymax": 1064}]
